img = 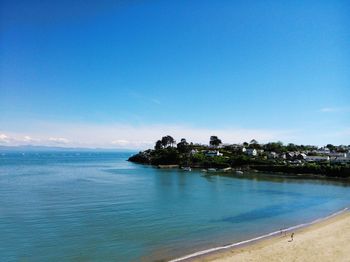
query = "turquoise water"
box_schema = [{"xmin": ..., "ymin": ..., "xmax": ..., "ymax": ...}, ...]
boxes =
[{"xmin": 0, "ymin": 152, "xmax": 350, "ymax": 261}]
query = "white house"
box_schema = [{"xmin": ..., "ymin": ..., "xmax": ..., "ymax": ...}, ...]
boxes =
[{"xmin": 245, "ymin": 148, "xmax": 257, "ymax": 156}]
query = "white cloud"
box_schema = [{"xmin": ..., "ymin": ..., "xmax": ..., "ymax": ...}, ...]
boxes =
[
  {"xmin": 48, "ymin": 137, "xmax": 69, "ymax": 144},
  {"xmin": 0, "ymin": 134, "xmax": 10, "ymax": 143},
  {"xmin": 3, "ymin": 113, "xmax": 350, "ymax": 148},
  {"xmin": 0, "ymin": 121, "xmax": 298, "ymax": 149},
  {"xmin": 23, "ymin": 136, "xmax": 34, "ymax": 142},
  {"xmin": 112, "ymin": 139, "xmax": 153, "ymax": 148},
  {"xmin": 0, "ymin": 133, "xmax": 69, "ymax": 146},
  {"xmin": 112, "ymin": 139, "xmax": 129, "ymax": 145}
]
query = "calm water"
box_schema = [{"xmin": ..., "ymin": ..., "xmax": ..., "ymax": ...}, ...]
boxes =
[{"xmin": 1, "ymin": 152, "xmax": 350, "ymax": 261}]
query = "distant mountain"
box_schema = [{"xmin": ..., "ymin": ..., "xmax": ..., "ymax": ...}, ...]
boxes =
[{"xmin": 0, "ymin": 145, "xmax": 135, "ymax": 152}]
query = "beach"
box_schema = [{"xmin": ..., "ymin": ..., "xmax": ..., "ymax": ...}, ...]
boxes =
[{"xmin": 194, "ymin": 210, "xmax": 350, "ymax": 262}]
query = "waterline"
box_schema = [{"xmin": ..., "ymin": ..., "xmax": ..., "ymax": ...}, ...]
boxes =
[{"xmin": 169, "ymin": 207, "xmax": 349, "ymax": 262}]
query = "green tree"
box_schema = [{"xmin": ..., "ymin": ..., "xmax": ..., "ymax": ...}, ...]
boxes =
[
  {"xmin": 177, "ymin": 138, "xmax": 190, "ymax": 153},
  {"xmin": 286, "ymin": 143, "xmax": 298, "ymax": 151},
  {"xmin": 249, "ymin": 139, "xmax": 261, "ymax": 149},
  {"xmin": 263, "ymin": 141, "xmax": 284, "ymax": 153},
  {"xmin": 326, "ymin": 144, "xmax": 335, "ymax": 151},
  {"xmin": 155, "ymin": 140, "xmax": 163, "ymax": 150},
  {"xmin": 209, "ymin": 136, "xmax": 222, "ymax": 147},
  {"xmin": 161, "ymin": 135, "xmax": 176, "ymax": 148}
]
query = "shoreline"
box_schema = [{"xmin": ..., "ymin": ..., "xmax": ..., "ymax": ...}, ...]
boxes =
[
  {"xmin": 130, "ymin": 160, "xmax": 350, "ymax": 180},
  {"xmin": 169, "ymin": 207, "xmax": 349, "ymax": 262}
]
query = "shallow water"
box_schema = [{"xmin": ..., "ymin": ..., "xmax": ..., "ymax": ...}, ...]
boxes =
[{"xmin": 0, "ymin": 152, "xmax": 349, "ymax": 261}]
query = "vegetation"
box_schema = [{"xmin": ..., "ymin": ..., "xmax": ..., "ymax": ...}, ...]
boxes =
[
  {"xmin": 209, "ymin": 136, "xmax": 222, "ymax": 147},
  {"xmin": 128, "ymin": 135, "xmax": 350, "ymax": 178}
]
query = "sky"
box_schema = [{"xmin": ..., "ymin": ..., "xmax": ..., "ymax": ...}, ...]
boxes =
[{"xmin": 0, "ymin": 0, "xmax": 349, "ymax": 149}]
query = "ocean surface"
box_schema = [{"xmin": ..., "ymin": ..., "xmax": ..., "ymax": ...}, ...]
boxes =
[{"xmin": 1, "ymin": 151, "xmax": 350, "ymax": 261}]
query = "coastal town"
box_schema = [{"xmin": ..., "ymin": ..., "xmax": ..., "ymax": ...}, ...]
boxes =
[
  {"xmin": 128, "ymin": 136, "xmax": 350, "ymax": 178},
  {"xmin": 204, "ymin": 143, "xmax": 349, "ymax": 164}
]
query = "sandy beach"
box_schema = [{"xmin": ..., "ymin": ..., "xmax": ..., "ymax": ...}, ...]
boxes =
[{"xmin": 193, "ymin": 210, "xmax": 350, "ymax": 262}]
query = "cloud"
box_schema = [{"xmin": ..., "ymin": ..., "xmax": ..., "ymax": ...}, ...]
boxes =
[
  {"xmin": 6, "ymin": 120, "xmax": 348, "ymax": 148},
  {"xmin": 112, "ymin": 139, "xmax": 153, "ymax": 148},
  {"xmin": 48, "ymin": 137, "xmax": 69, "ymax": 144},
  {"xmin": 0, "ymin": 133, "xmax": 71, "ymax": 146},
  {"xmin": 23, "ymin": 136, "xmax": 35, "ymax": 142},
  {"xmin": 0, "ymin": 121, "xmax": 298, "ymax": 149},
  {"xmin": 0, "ymin": 134, "xmax": 40, "ymax": 144},
  {"xmin": 0, "ymin": 134, "xmax": 10, "ymax": 143},
  {"xmin": 112, "ymin": 139, "xmax": 129, "ymax": 145}
]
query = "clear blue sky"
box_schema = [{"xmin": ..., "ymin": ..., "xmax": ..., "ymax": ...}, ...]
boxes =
[{"xmin": 1, "ymin": 0, "xmax": 349, "ymax": 148}]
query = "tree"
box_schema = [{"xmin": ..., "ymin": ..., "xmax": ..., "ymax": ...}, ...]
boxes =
[
  {"xmin": 326, "ymin": 144, "xmax": 335, "ymax": 151},
  {"xmin": 249, "ymin": 139, "xmax": 261, "ymax": 149},
  {"xmin": 209, "ymin": 136, "xmax": 222, "ymax": 147},
  {"xmin": 168, "ymin": 136, "xmax": 176, "ymax": 147},
  {"xmin": 177, "ymin": 138, "xmax": 190, "ymax": 153},
  {"xmin": 155, "ymin": 140, "xmax": 163, "ymax": 150},
  {"xmin": 263, "ymin": 141, "xmax": 284, "ymax": 153},
  {"xmin": 161, "ymin": 135, "xmax": 176, "ymax": 148},
  {"xmin": 286, "ymin": 143, "xmax": 298, "ymax": 152}
]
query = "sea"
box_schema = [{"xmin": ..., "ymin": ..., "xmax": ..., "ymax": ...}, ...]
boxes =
[{"xmin": 0, "ymin": 151, "xmax": 349, "ymax": 261}]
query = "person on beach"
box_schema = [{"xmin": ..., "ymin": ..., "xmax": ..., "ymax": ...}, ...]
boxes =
[
  {"xmin": 280, "ymin": 228, "xmax": 287, "ymax": 236},
  {"xmin": 288, "ymin": 233, "xmax": 294, "ymax": 242}
]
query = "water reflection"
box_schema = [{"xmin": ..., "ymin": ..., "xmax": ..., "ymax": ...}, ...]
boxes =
[{"xmin": 202, "ymin": 171, "xmax": 350, "ymax": 187}]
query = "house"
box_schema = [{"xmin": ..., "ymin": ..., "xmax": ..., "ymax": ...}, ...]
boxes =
[
  {"xmin": 329, "ymin": 152, "xmax": 347, "ymax": 158},
  {"xmin": 226, "ymin": 144, "xmax": 243, "ymax": 151},
  {"xmin": 331, "ymin": 157, "xmax": 350, "ymax": 163},
  {"xmin": 296, "ymin": 153, "xmax": 307, "ymax": 160},
  {"xmin": 242, "ymin": 147, "xmax": 247, "ymax": 153},
  {"xmin": 313, "ymin": 147, "xmax": 330, "ymax": 155},
  {"xmin": 305, "ymin": 156, "xmax": 330, "ymax": 162},
  {"xmin": 205, "ymin": 151, "xmax": 223, "ymax": 157},
  {"xmin": 267, "ymin": 152, "xmax": 278, "ymax": 159},
  {"xmin": 245, "ymin": 148, "xmax": 257, "ymax": 156},
  {"xmin": 286, "ymin": 152, "xmax": 295, "ymax": 160}
]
